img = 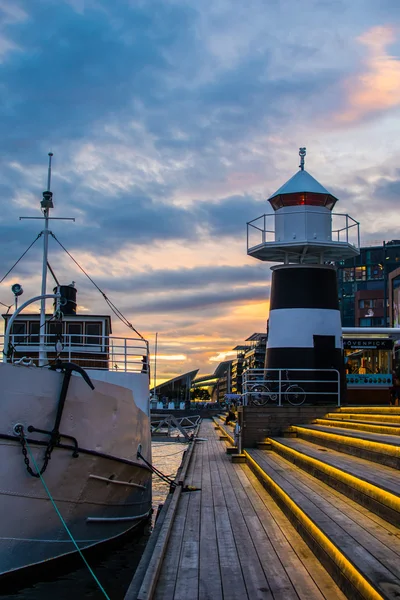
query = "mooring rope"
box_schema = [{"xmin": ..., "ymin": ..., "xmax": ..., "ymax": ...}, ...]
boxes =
[{"xmin": 24, "ymin": 438, "xmax": 111, "ymax": 600}]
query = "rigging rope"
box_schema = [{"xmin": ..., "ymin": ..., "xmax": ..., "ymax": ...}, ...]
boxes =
[
  {"xmin": 50, "ymin": 233, "xmax": 146, "ymax": 341},
  {"xmin": 0, "ymin": 233, "xmax": 42, "ymax": 312},
  {"xmin": 24, "ymin": 437, "xmax": 111, "ymax": 600},
  {"xmin": 152, "ymin": 448, "xmax": 188, "ymax": 458},
  {"xmin": 0, "ymin": 233, "xmax": 42, "ymax": 286}
]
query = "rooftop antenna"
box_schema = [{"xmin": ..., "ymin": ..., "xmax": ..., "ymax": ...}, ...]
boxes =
[
  {"xmin": 41, "ymin": 152, "xmax": 54, "ymax": 210},
  {"xmin": 299, "ymin": 147, "xmax": 306, "ymax": 171},
  {"xmin": 47, "ymin": 152, "xmax": 53, "ymax": 191},
  {"xmin": 38, "ymin": 153, "xmax": 54, "ymax": 365}
]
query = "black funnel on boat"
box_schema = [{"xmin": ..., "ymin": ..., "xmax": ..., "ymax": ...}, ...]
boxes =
[{"xmin": 54, "ymin": 283, "xmax": 77, "ymax": 315}]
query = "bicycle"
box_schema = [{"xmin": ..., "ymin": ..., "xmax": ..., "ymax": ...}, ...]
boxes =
[{"xmin": 247, "ymin": 370, "xmax": 306, "ymax": 406}]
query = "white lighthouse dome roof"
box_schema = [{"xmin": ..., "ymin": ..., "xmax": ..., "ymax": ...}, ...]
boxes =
[{"xmin": 268, "ymin": 169, "xmax": 336, "ymax": 200}]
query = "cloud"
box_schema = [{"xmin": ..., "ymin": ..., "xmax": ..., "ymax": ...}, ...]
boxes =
[
  {"xmin": 336, "ymin": 26, "xmax": 400, "ymax": 123},
  {"xmin": 1, "ymin": 0, "xmax": 400, "ymax": 382},
  {"xmin": 95, "ymin": 263, "xmax": 267, "ymax": 293},
  {"xmin": 128, "ymin": 283, "xmax": 269, "ymax": 314}
]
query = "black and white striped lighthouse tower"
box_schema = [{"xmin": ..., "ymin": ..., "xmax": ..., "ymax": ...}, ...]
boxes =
[{"xmin": 247, "ymin": 148, "xmax": 360, "ymax": 386}]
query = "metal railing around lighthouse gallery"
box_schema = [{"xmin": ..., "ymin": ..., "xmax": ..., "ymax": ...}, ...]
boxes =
[
  {"xmin": 241, "ymin": 368, "xmax": 341, "ymax": 407},
  {"xmin": 246, "ymin": 211, "xmax": 360, "ymax": 251}
]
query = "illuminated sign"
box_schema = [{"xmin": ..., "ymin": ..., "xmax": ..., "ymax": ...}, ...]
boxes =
[{"xmin": 343, "ymin": 338, "xmax": 393, "ymax": 350}]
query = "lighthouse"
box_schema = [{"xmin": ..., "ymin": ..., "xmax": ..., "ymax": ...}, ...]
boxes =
[{"xmin": 247, "ymin": 149, "xmax": 360, "ymax": 389}]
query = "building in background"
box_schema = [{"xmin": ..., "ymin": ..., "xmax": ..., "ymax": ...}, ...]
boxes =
[
  {"xmin": 212, "ymin": 360, "xmax": 233, "ymax": 402},
  {"xmin": 337, "ymin": 240, "xmax": 400, "ymax": 327},
  {"xmin": 190, "ymin": 372, "xmax": 219, "ymax": 402},
  {"xmin": 150, "ymin": 369, "xmax": 198, "ymax": 404},
  {"xmin": 242, "ymin": 333, "xmax": 268, "ymax": 372},
  {"xmin": 389, "ymin": 267, "xmax": 400, "ymax": 373},
  {"xmin": 231, "ymin": 345, "xmax": 250, "ymax": 395},
  {"xmin": 389, "ymin": 266, "xmax": 400, "ymax": 329}
]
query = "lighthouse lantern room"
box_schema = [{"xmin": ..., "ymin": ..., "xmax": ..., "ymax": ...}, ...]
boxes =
[
  {"xmin": 248, "ymin": 148, "xmax": 360, "ymax": 265},
  {"xmin": 247, "ymin": 149, "xmax": 360, "ymax": 388}
]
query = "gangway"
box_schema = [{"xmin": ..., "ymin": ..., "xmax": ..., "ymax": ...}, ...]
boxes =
[{"xmin": 151, "ymin": 414, "xmax": 201, "ymax": 441}]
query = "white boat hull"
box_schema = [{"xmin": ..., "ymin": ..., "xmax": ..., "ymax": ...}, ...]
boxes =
[{"xmin": 0, "ymin": 362, "xmax": 152, "ymax": 576}]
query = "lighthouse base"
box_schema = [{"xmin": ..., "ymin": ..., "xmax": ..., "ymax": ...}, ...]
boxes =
[{"xmin": 265, "ymin": 264, "xmax": 346, "ymax": 399}]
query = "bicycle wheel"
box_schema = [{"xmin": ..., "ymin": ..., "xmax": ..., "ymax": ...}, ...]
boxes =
[
  {"xmin": 249, "ymin": 384, "xmax": 274, "ymax": 406},
  {"xmin": 285, "ymin": 385, "xmax": 306, "ymax": 406}
]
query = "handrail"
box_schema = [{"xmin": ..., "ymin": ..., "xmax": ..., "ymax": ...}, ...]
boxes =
[
  {"xmin": 242, "ymin": 368, "xmax": 340, "ymax": 407},
  {"xmin": 1, "ymin": 332, "xmax": 149, "ymax": 374},
  {"xmin": 247, "ymin": 210, "xmax": 360, "ymax": 253}
]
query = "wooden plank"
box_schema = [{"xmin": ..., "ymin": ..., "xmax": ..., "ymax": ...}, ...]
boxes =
[
  {"xmin": 326, "ymin": 413, "xmax": 400, "ymax": 424},
  {"xmin": 198, "ymin": 433, "xmax": 223, "ymax": 600},
  {"xmin": 250, "ymin": 449, "xmax": 400, "ymax": 599},
  {"xmin": 141, "ymin": 427, "xmax": 198, "ymax": 600},
  {"xmin": 213, "ymin": 441, "xmax": 273, "ymax": 600},
  {"xmin": 320, "ymin": 417, "xmax": 400, "ymax": 432},
  {"xmin": 299, "ymin": 424, "xmax": 400, "ymax": 447},
  {"xmin": 173, "ymin": 433, "xmax": 202, "ymax": 600},
  {"xmin": 268, "ymin": 451, "xmax": 400, "ymax": 540},
  {"xmin": 216, "ymin": 445, "xmax": 299, "ymax": 600},
  {"xmin": 153, "ymin": 493, "xmax": 190, "ymax": 600},
  {"xmin": 154, "ymin": 428, "xmax": 200, "ymax": 600},
  {"xmin": 295, "ymin": 424, "xmax": 400, "ymax": 468},
  {"xmin": 125, "ymin": 489, "xmax": 174, "ymax": 599},
  {"xmin": 260, "ymin": 448, "xmax": 400, "ymax": 562},
  {"xmin": 208, "ymin": 435, "xmax": 249, "ymax": 600},
  {"xmin": 271, "ymin": 437, "xmax": 400, "ymax": 494},
  {"xmin": 235, "ymin": 465, "xmax": 345, "ymax": 600}
]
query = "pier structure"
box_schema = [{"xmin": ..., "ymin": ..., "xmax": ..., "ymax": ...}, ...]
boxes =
[
  {"xmin": 126, "ymin": 410, "xmax": 400, "ymax": 599},
  {"xmin": 247, "ymin": 148, "xmax": 360, "ymax": 388}
]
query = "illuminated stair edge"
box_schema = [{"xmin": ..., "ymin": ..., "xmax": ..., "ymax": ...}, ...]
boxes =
[{"xmin": 244, "ymin": 450, "xmax": 383, "ymax": 600}]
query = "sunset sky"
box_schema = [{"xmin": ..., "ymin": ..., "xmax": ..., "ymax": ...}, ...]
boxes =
[{"xmin": 1, "ymin": 0, "xmax": 400, "ymax": 383}]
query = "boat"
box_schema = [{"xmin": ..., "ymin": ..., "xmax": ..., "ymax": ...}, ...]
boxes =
[{"xmin": 0, "ymin": 155, "xmax": 152, "ymax": 578}]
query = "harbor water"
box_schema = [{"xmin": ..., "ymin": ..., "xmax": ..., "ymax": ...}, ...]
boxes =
[{"xmin": 2, "ymin": 441, "xmax": 188, "ymax": 599}]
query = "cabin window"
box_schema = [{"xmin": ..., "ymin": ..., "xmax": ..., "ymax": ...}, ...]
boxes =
[
  {"xmin": 47, "ymin": 321, "xmax": 63, "ymax": 345},
  {"xmin": 66, "ymin": 322, "xmax": 83, "ymax": 345},
  {"xmin": 11, "ymin": 321, "xmax": 26, "ymax": 344},
  {"xmin": 29, "ymin": 321, "xmax": 40, "ymax": 344},
  {"xmin": 85, "ymin": 322, "xmax": 102, "ymax": 345}
]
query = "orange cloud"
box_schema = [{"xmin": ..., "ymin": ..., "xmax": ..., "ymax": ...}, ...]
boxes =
[
  {"xmin": 337, "ymin": 26, "xmax": 400, "ymax": 123},
  {"xmin": 209, "ymin": 350, "xmax": 238, "ymax": 363},
  {"xmin": 156, "ymin": 354, "xmax": 187, "ymax": 361}
]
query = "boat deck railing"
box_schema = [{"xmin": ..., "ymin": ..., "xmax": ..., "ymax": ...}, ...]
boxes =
[{"xmin": 2, "ymin": 333, "xmax": 149, "ymax": 374}]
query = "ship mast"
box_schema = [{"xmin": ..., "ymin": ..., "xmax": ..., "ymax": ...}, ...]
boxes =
[{"xmin": 39, "ymin": 153, "xmax": 54, "ymax": 366}]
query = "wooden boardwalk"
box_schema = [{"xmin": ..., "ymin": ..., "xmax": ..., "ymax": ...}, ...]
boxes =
[{"xmin": 128, "ymin": 419, "xmax": 345, "ymax": 600}]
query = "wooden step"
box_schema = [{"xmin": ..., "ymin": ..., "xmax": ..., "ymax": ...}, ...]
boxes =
[
  {"xmin": 327, "ymin": 412, "xmax": 400, "ymax": 424},
  {"xmin": 315, "ymin": 418, "xmax": 400, "ymax": 436},
  {"xmin": 338, "ymin": 407, "xmax": 400, "ymax": 415},
  {"xmin": 266, "ymin": 436, "xmax": 400, "ymax": 526},
  {"xmin": 211, "ymin": 417, "xmax": 235, "ymax": 445},
  {"xmin": 245, "ymin": 448, "xmax": 400, "ymax": 600},
  {"xmin": 293, "ymin": 424, "xmax": 400, "ymax": 469}
]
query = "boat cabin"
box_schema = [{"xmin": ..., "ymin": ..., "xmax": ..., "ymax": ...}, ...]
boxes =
[{"xmin": 3, "ymin": 283, "xmax": 112, "ymax": 370}]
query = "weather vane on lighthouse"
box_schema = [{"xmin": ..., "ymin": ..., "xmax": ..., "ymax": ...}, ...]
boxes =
[{"xmin": 299, "ymin": 147, "xmax": 306, "ymax": 171}]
